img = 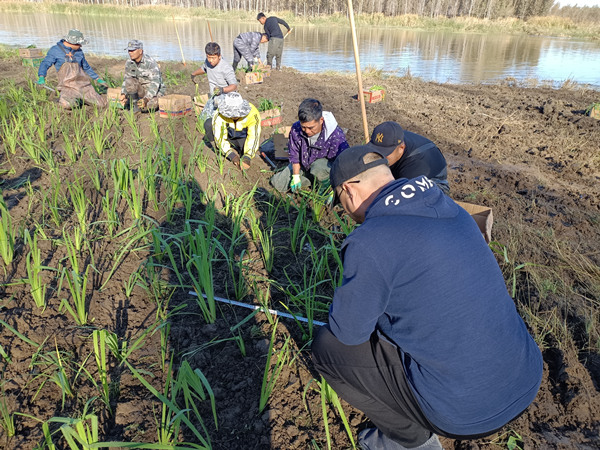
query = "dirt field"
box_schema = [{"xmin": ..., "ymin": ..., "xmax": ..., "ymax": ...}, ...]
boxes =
[{"xmin": 0, "ymin": 54, "xmax": 599, "ymax": 449}]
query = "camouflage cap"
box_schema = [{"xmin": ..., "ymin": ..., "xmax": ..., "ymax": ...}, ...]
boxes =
[
  {"xmin": 216, "ymin": 92, "xmax": 251, "ymax": 118},
  {"xmin": 64, "ymin": 29, "xmax": 88, "ymax": 45},
  {"xmin": 125, "ymin": 40, "xmax": 144, "ymax": 51}
]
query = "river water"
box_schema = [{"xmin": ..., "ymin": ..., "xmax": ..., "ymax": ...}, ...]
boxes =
[{"xmin": 1, "ymin": 11, "xmax": 599, "ymax": 87}]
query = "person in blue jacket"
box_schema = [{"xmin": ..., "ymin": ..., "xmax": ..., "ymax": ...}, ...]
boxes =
[
  {"xmin": 312, "ymin": 145, "xmax": 543, "ymax": 450},
  {"xmin": 37, "ymin": 29, "xmax": 107, "ymax": 109}
]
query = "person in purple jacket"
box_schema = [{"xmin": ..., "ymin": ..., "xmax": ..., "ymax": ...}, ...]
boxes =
[
  {"xmin": 312, "ymin": 145, "xmax": 543, "ymax": 449},
  {"xmin": 270, "ymin": 98, "xmax": 349, "ymax": 193}
]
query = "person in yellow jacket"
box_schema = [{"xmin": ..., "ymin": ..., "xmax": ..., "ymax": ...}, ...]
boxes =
[{"xmin": 204, "ymin": 92, "xmax": 261, "ymax": 170}]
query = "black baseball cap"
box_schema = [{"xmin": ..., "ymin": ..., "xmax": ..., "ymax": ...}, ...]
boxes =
[
  {"xmin": 330, "ymin": 145, "xmax": 388, "ymax": 205},
  {"xmin": 366, "ymin": 121, "xmax": 405, "ymax": 156}
]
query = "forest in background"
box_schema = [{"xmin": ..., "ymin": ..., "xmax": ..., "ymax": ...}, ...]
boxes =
[{"xmin": 7, "ymin": 0, "xmax": 600, "ymax": 23}]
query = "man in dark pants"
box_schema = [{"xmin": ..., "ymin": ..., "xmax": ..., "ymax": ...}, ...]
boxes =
[
  {"xmin": 257, "ymin": 12, "xmax": 291, "ymax": 70},
  {"xmin": 367, "ymin": 121, "xmax": 450, "ymax": 194},
  {"xmin": 312, "ymin": 146, "xmax": 543, "ymax": 449}
]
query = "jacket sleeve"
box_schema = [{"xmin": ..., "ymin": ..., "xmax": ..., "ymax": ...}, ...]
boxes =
[
  {"xmin": 213, "ymin": 113, "xmax": 232, "ymax": 156},
  {"xmin": 277, "ymin": 18, "xmax": 291, "ymax": 32},
  {"xmin": 328, "ymin": 238, "xmax": 390, "ymax": 346},
  {"xmin": 80, "ymin": 54, "xmax": 99, "ymax": 80},
  {"xmin": 243, "ymin": 106, "xmax": 261, "ymax": 158},
  {"xmin": 143, "ymin": 60, "xmax": 162, "ymax": 99},
  {"xmin": 121, "ymin": 60, "xmax": 133, "ymax": 94},
  {"xmin": 38, "ymin": 46, "xmax": 59, "ymax": 77},
  {"xmin": 287, "ymin": 124, "xmax": 302, "ymax": 165},
  {"xmin": 325, "ymin": 127, "xmax": 350, "ymax": 160}
]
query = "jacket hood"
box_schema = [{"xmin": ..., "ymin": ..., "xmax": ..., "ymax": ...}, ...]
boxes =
[
  {"xmin": 366, "ymin": 176, "xmax": 459, "ymax": 220},
  {"xmin": 322, "ymin": 111, "xmax": 338, "ymax": 141}
]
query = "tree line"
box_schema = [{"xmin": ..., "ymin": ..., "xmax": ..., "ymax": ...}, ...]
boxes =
[{"xmin": 22, "ymin": 0, "xmax": 600, "ymax": 23}]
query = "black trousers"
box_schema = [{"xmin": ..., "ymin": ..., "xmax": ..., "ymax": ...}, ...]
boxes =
[
  {"xmin": 312, "ymin": 325, "xmax": 434, "ymax": 447},
  {"xmin": 312, "ymin": 325, "xmax": 514, "ymax": 448}
]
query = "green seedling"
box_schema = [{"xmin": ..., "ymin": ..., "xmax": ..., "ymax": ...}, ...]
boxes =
[
  {"xmin": 0, "ymin": 196, "xmax": 15, "ymax": 266},
  {"xmin": 59, "ymin": 265, "xmax": 91, "ymax": 326},
  {"xmin": 24, "ymin": 228, "xmax": 48, "ymax": 310},
  {"xmin": 259, "ymin": 321, "xmax": 293, "ymax": 413}
]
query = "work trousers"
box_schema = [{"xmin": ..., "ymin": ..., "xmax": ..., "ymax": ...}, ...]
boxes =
[
  {"xmin": 123, "ymin": 78, "xmax": 160, "ymax": 110},
  {"xmin": 266, "ymin": 37, "xmax": 284, "ymax": 69},
  {"xmin": 270, "ymin": 158, "xmax": 330, "ymax": 193},
  {"xmin": 312, "ymin": 325, "xmax": 436, "ymax": 448}
]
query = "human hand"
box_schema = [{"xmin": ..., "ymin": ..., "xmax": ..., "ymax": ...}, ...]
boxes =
[
  {"xmin": 137, "ymin": 98, "xmax": 148, "ymax": 109},
  {"xmin": 37, "ymin": 76, "xmax": 45, "ymax": 85},
  {"xmin": 191, "ymin": 74, "xmax": 198, "ymax": 84},
  {"xmin": 290, "ymin": 174, "xmax": 301, "ymax": 192},
  {"xmin": 97, "ymin": 78, "xmax": 107, "ymax": 85},
  {"xmin": 213, "ymin": 86, "xmax": 223, "ymax": 96}
]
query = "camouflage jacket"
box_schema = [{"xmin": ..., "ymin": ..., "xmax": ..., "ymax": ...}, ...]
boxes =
[{"xmin": 121, "ymin": 53, "xmax": 165, "ymax": 99}]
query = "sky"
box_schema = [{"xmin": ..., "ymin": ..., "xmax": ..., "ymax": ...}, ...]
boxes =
[{"xmin": 556, "ymin": 0, "xmax": 600, "ymax": 6}]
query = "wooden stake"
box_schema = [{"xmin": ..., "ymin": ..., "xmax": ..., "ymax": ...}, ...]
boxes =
[
  {"xmin": 347, "ymin": 0, "xmax": 369, "ymax": 142},
  {"xmin": 173, "ymin": 15, "xmax": 186, "ymax": 66},
  {"xmin": 207, "ymin": 20, "xmax": 214, "ymax": 42}
]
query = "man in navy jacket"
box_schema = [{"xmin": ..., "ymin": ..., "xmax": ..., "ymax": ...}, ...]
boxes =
[
  {"xmin": 312, "ymin": 145, "xmax": 543, "ymax": 449},
  {"xmin": 257, "ymin": 12, "xmax": 291, "ymax": 70}
]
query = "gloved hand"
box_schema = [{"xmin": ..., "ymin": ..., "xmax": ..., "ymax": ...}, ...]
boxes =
[
  {"xmin": 97, "ymin": 78, "xmax": 107, "ymax": 84},
  {"xmin": 37, "ymin": 76, "xmax": 45, "ymax": 85},
  {"xmin": 213, "ymin": 86, "xmax": 223, "ymax": 96},
  {"xmin": 326, "ymin": 190, "xmax": 334, "ymax": 206},
  {"xmin": 137, "ymin": 98, "xmax": 148, "ymax": 109},
  {"xmin": 290, "ymin": 174, "xmax": 301, "ymax": 192},
  {"xmin": 191, "ymin": 74, "xmax": 198, "ymax": 84}
]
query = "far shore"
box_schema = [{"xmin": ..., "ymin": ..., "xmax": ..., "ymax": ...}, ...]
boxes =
[{"xmin": 1, "ymin": 1, "xmax": 599, "ymax": 40}]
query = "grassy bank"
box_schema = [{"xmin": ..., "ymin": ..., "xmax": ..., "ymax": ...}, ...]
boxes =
[{"xmin": 1, "ymin": 1, "xmax": 599, "ymax": 39}]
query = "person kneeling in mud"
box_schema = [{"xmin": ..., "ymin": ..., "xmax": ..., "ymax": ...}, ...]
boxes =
[
  {"xmin": 37, "ymin": 29, "xmax": 108, "ymax": 110},
  {"xmin": 204, "ymin": 93, "xmax": 261, "ymax": 170},
  {"xmin": 270, "ymin": 98, "xmax": 349, "ymax": 194},
  {"xmin": 119, "ymin": 40, "xmax": 165, "ymax": 112}
]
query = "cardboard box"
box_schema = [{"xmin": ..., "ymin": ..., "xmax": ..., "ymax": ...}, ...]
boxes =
[
  {"xmin": 589, "ymin": 104, "xmax": 600, "ymax": 120},
  {"xmin": 456, "ymin": 201, "xmax": 494, "ymax": 244},
  {"xmin": 21, "ymin": 57, "xmax": 43, "ymax": 68},
  {"xmin": 260, "ymin": 108, "xmax": 282, "ymax": 127},
  {"xmin": 158, "ymin": 94, "xmax": 193, "ymax": 118},
  {"xmin": 363, "ymin": 89, "xmax": 385, "ymax": 103},
  {"xmin": 243, "ymin": 72, "xmax": 263, "ymax": 85},
  {"xmin": 19, "ymin": 48, "xmax": 43, "ymax": 58},
  {"xmin": 107, "ymin": 88, "xmax": 121, "ymax": 107},
  {"xmin": 193, "ymin": 94, "xmax": 209, "ymax": 115}
]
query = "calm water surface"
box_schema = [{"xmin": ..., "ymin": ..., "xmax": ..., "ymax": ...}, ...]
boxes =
[{"xmin": 1, "ymin": 12, "xmax": 599, "ymax": 87}]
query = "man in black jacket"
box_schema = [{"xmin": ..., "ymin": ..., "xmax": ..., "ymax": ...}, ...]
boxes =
[
  {"xmin": 257, "ymin": 12, "xmax": 291, "ymax": 70},
  {"xmin": 367, "ymin": 121, "xmax": 450, "ymax": 194}
]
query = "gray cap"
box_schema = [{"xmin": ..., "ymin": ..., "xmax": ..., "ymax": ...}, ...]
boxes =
[
  {"xmin": 216, "ymin": 92, "xmax": 252, "ymax": 118},
  {"xmin": 64, "ymin": 29, "xmax": 88, "ymax": 45},
  {"xmin": 125, "ymin": 40, "xmax": 144, "ymax": 51}
]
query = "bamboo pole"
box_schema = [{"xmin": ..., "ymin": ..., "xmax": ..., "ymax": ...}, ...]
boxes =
[
  {"xmin": 207, "ymin": 20, "xmax": 214, "ymax": 42},
  {"xmin": 347, "ymin": 0, "xmax": 369, "ymax": 142},
  {"xmin": 173, "ymin": 15, "xmax": 186, "ymax": 66}
]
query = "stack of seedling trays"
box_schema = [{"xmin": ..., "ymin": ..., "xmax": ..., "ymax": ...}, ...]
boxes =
[{"xmin": 19, "ymin": 48, "xmax": 44, "ymax": 67}]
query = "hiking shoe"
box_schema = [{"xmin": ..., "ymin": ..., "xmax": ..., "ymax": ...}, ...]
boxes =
[{"xmin": 241, "ymin": 155, "xmax": 251, "ymax": 170}]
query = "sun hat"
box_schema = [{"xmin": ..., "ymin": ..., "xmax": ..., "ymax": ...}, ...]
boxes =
[
  {"xmin": 125, "ymin": 40, "xmax": 144, "ymax": 51},
  {"xmin": 366, "ymin": 121, "xmax": 405, "ymax": 156},
  {"xmin": 330, "ymin": 145, "xmax": 388, "ymax": 204},
  {"xmin": 64, "ymin": 29, "xmax": 88, "ymax": 46},
  {"xmin": 216, "ymin": 92, "xmax": 251, "ymax": 118}
]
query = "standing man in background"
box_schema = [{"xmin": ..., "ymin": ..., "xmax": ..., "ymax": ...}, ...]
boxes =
[{"xmin": 257, "ymin": 12, "xmax": 291, "ymax": 70}]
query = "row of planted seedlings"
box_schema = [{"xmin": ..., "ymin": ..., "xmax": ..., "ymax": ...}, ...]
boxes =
[
  {"xmin": 0, "ymin": 80, "xmax": 359, "ymax": 448},
  {"xmin": 0, "ymin": 81, "xmax": 221, "ymax": 447}
]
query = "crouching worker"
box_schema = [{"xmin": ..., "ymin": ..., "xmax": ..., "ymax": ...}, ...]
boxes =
[
  {"xmin": 204, "ymin": 93, "xmax": 261, "ymax": 170},
  {"xmin": 37, "ymin": 29, "xmax": 107, "ymax": 110},
  {"xmin": 312, "ymin": 146, "xmax": 543, "ymax": 450},
  {"xmin": 232, "ymin": 32, "xmax": 268, "ymax": 71},
  {"xmin": 191, "ymin": 42, "xmax": 238, "ymax": 124},
  {"xmin": 270, "ymin": 98, "xmax": 349, "ymax": 193},
  {"xmin": 368, "ymin": 121, "xmax": 450, "ymax": 194},
  {"xmin": 119, "ymin": 40, "xmax": 165, "ymax": 112}
]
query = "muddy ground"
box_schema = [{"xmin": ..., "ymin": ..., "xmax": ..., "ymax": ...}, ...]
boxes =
[{"xmin": 0, "ymin": 53, "xmax": 599, "ymax": 449}]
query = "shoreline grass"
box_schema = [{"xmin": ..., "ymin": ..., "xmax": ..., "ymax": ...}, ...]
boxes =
[{"xmin": 0, "ymin": 1, "xmax": 599, "ymax": 40}]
